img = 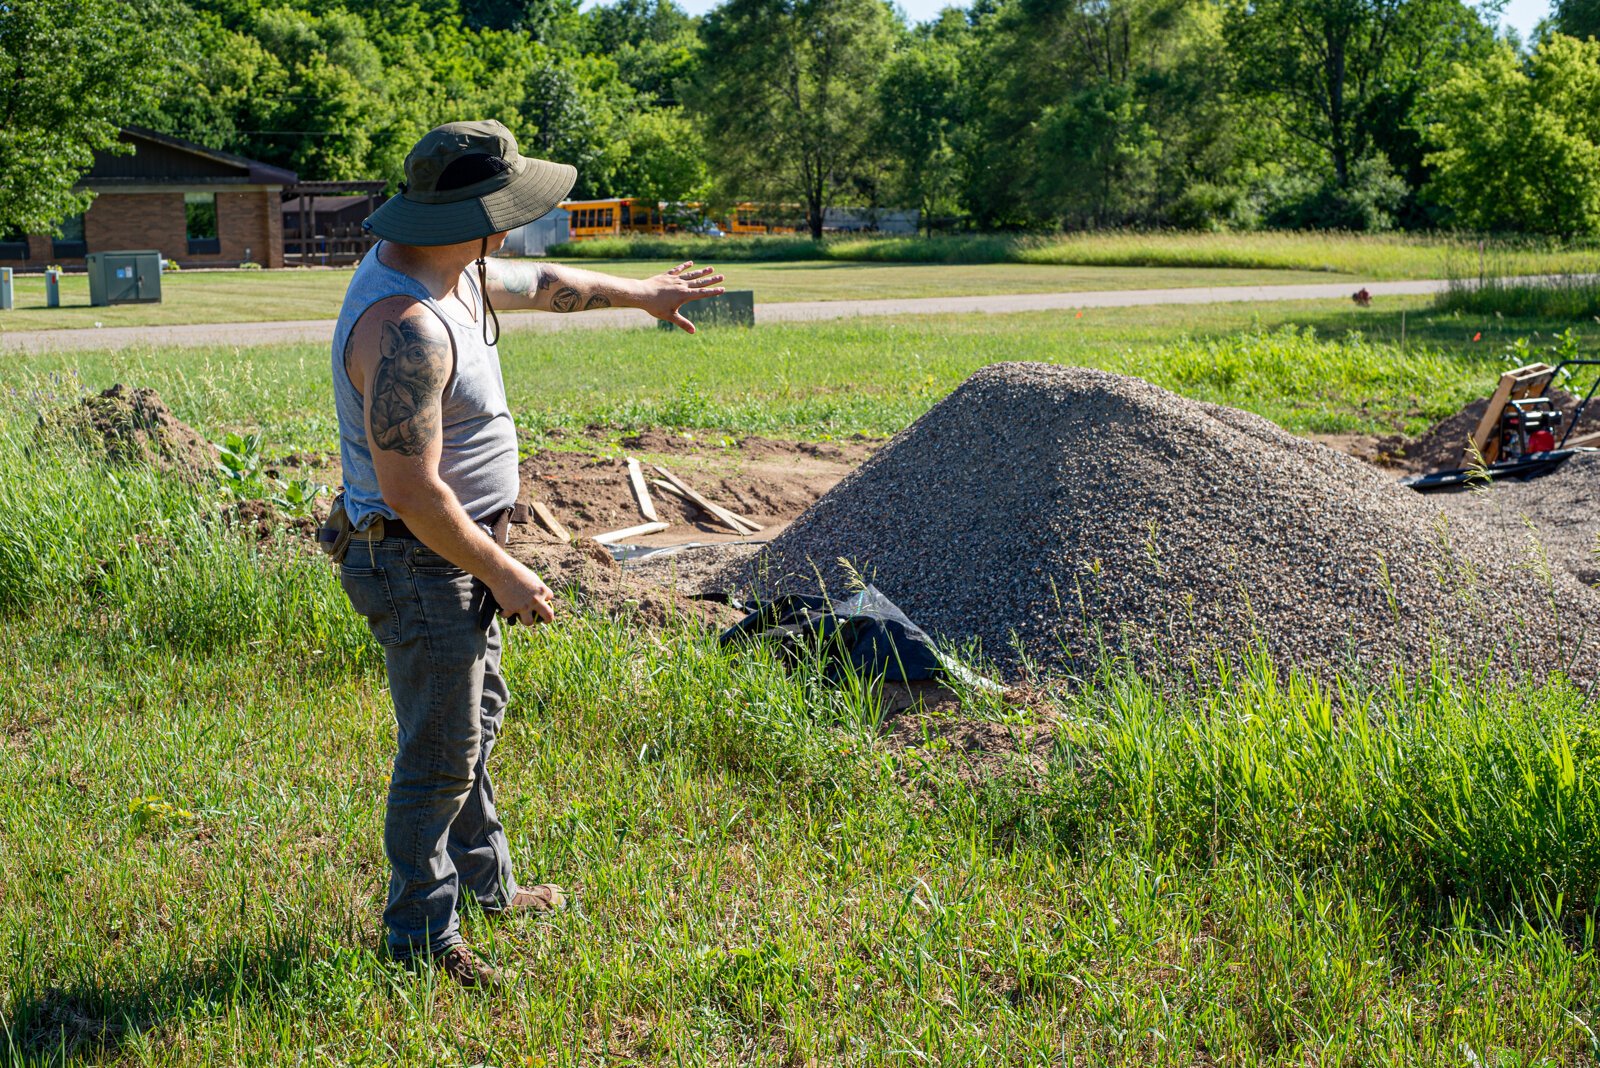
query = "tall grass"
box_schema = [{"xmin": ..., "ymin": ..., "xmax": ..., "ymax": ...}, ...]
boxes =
[
  {"xmin": 0, "ymin": 395, "xmax": 367, "ymax": 662},
  {"xmin": 3, "ymin": 378, "xmax": 1600, "ymax": 1060},
  {"xmin": 552, "ymin": 229, "xmax": 1600, "ymax": 279},
  {"xmin": 1434, "ymin": 249, "xmax": 1600, "ymax": 318}
]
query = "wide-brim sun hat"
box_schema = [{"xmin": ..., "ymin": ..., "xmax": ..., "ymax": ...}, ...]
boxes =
[{"xmin": 364, "ymin": 119, "xmax": 576, "ymax": 246}]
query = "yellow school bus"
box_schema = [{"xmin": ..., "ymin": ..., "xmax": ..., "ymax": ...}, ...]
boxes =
[
  {"xmin": 726, "ymin": 203, "xmax": 797, "ymax": 236},
  {"xmin": 561, "ymin": 198, "xmax": 674, "ymax": 240},
  {"xmin": 561, "ymin": 197, "xmax": 797, "ymax": 240}
]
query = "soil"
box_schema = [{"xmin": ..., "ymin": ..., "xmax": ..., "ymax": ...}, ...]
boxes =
[
  {"xmin": 54, "ymin": 384, "xmax": 215, "ymax": 479},
  {"xmin": 472, "ymin": 429, "xmax": 870, "ymax": 624},
  {"xmin": 519, "ymin": 430, "xmax": 877, "ymax": 547},
  {"xmin": 500, "ymin": 532, "xmax": 744, "ymax": 628}
]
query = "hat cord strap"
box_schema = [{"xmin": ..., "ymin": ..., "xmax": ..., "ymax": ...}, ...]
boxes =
[{"xmin": 477, "ymin": 237, "xmax": 500, "ymax": 347}]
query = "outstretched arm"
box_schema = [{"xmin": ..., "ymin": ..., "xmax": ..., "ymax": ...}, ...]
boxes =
[{"xmin": 488, "ymin": 259, "xmax": 727, "ymax": 332}]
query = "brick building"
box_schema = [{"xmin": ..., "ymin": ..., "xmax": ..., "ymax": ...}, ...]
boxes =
[{"xmin": 1, "ymin": 127, "xmax": 297, "ymax": 270}]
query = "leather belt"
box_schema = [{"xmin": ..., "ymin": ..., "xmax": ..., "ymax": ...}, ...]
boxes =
[{"xmin": 361, "ymin": 506, "xmax": 515, "ymax": 548}]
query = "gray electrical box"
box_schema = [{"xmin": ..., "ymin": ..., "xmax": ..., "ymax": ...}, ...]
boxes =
[
  {"xmin": 658, "ymin": 288, "xmax": 754, "ymax": 329},
  {"xmin": 86, "ymin": 251, "xmax": 163, "ymax": 306}
]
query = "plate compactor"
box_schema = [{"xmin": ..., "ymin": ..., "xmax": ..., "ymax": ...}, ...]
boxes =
[{"xmin": 1402, "ymin": 359, "xmax": 1600, "ymax": 493}]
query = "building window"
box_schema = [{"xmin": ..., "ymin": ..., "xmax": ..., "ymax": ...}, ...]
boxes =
[
  {"xmin": 0, "ymin": 227, "xmax": 26, "ymax": 260},
  {"xmin": 185, "ymin": 193, "xmax": 220, "ymax": 255},
  {"xmin": 53, "ymin": 214, "xmax": 85, "ymax": 258}
]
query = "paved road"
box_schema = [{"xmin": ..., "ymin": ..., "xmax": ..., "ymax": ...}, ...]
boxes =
[{"xmin": 0, "ymin": 278, "xmax": 1448, "ymax": 354}]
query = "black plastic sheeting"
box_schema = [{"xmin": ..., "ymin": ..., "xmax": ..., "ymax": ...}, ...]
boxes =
[{"xmin": 714, "ymin": 585, "xmax": 947, "ymax": 684}]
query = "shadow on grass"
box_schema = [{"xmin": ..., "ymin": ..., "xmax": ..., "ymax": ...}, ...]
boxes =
[{"xmin": 2, "ymin": 933, "xmax": 385, "ymax": 1065}]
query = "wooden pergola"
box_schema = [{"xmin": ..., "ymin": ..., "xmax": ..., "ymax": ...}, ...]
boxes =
[{"xmin": 282, "ymin": 180, "xmax": 388, "ymax": 266}]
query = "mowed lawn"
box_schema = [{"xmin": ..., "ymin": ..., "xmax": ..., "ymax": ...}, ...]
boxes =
[
  {"xmin": 20, "ymin": 294, "xmax": 1539, "ymax": 452},
  {"xmin": 4, "ymin": 302, "xmax": 1600, "ymax": 1063},
  {"xmin": 0, "ymin": 259, "xmax": 1367, "ymax": 332}
]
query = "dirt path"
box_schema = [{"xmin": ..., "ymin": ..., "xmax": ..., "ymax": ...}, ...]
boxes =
[{"xmin": 0, "ymin": 278, "xmax": 1451, "ymax": 354}]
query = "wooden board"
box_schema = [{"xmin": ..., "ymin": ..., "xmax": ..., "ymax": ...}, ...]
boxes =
[
  {"xmin": 530, "ymin": 500, "xmax": 571, "ymax": 542},
  {"xmin": 650, "ymin": 464, "xmax": 762, "ymax": 535},
  {"xmin": 1466, "ymin": 362, "xmax": 1556, "ymax": 466},
  {"xmin": 590, "ymin": 520, "xmax": 669, "ymax": 545},
  {"xmin": 626, "ymin": 457, "xmax": 659, "ymax": 522}
]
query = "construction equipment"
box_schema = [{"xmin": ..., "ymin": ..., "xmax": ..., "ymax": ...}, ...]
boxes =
[{"xmin": 1403, "ymin": 359, "xmax": 1600, "ymax": 492}]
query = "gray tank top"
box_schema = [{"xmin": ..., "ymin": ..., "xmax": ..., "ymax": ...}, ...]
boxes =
[{"xmin": 331, "ymin": 242, "xmax": 518, "ymax": 531}]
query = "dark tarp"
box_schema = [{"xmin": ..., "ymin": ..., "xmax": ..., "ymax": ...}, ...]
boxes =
[{"xmin": 715, "ymin": 585, "xmax": 946, "ymax": 684}]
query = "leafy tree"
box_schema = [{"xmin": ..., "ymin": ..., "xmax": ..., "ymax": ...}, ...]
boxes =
[
  {"xmin": 609, "ymin": 107, "xmax": 708, "ymax": 204},
  {"xmin": 0, "ymin": 0, "xmax": 182, "ymax": 235},
  {"xmin": 1424, "ymin": 35, "xmax": 1600, "ymax": 234},
  {"xmin": 1224, "ymin": 0, "xmax": 1489, "ymax": 227},
  {"xmin": 1554, "ymin": 0, "xmax": 1600, "ymax": 41},
  {"xmin": 695, "ymin": 0, "xmax": 901, "ymax": 238},
  {"xmin": 582, "ymin": 0, "xmax": 701, "ymax": 105},
  {"xmin": 962, "ymin": 0, "xmax": 1249, "ymax": 230},
  {"xmin": 876, "ymin": 26, "xmax": 964, "ymax": 232}
]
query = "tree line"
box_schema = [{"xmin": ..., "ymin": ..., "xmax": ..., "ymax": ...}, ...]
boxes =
[{"xmin": 5, "ymin": 0, "xmax": 1600, "ymax": 240}]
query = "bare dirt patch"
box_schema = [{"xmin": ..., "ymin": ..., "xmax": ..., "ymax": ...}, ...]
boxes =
[{"xmin": 520, "ymin": 430, "xmax": 876, "ymax": 547}]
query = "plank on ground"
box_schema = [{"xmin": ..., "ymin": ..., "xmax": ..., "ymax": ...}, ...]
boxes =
[
  {"xmin": 649, "ymin": 464, "xmax": 761, "ymax": 534},
  {"xmin": 590, "ymin": 521, "xmax": 669, "ymax": 545},
  {"xmin": 626, "ymin": 457, "xmax": 659, "ymax": 522},
  {"xmin": 530, "ymin": 501, "xmax": 571, "ymax": 542}
]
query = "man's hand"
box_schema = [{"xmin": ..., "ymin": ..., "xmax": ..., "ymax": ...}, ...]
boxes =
[
  {"xmin": 488, "ymin": 258, "xmax": 727, "ymax": 332},
  {"xmin": 490, "ymin": 559, "xmax": 556, "ymax": 626},
  {"xmin": 638, "ymin": 261, "xmax": 726, "ymax": 333}
]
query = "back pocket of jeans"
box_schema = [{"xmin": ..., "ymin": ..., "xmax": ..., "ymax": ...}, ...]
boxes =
[{"xmin": 340, "ymin": 565, "xmax": 402, "ymax": 646}]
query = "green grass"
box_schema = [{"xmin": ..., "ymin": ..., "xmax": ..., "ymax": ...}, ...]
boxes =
[
  {"xmin": 554, "ymin": 229, "xmax": 1600, "ymax": 278},
  {"xmin": 0, "ymin": 260, "xmax": 1364, "ymax": 332},
  {"xmin": 18, "ymin": 296, "xmax": 1555, "ymax": 456},
  {"xmin": 1434, "ymin": 254, "xmax": 1600, "ymax": 319},
  {"xmin": 2, "ymin": 396, "xmax": 1600, "ymax": 1062},
  {"xmin": 6, "ymin": 306, "xmax": 1600, "ymax": 1063}
]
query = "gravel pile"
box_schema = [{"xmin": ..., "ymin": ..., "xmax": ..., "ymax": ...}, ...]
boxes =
[
  {"xmin": 1433, "ymin": 453, "xmax": 1600, "ymax": 588},
  {"xmin": 718, "ymin": 363, "xmax": 1600, "ymax": 683}
]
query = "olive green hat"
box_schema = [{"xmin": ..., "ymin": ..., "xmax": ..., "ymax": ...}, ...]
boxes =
[{"xmin": 363, "ymin": 120, "xmax": 576, "ymax": 246}]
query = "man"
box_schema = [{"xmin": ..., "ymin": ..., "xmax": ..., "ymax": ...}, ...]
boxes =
[{"xmin": 331, "ymin": 120, "xmax": 725, "ymax": 987}]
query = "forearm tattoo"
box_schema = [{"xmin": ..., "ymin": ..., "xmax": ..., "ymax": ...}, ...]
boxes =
[
  {"xmin": 550, "ymin": 286, "xmax": 612, "ymax": 312},
  {"xmin": 369, "ymin": 318, "xmax": 449, "ymax": 456},
  {"xmin": 498, "ymin": 263, "xmax": 549, "ymax": 298}
]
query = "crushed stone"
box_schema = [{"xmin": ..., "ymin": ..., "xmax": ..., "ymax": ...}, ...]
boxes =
[
  {"xmin": 1432, "ymin": 453, "xmax": 1600, "ymax": 589},
  {"xmin": 715, "ymin": 362, "xmax": 1600, "ymax": 684}
]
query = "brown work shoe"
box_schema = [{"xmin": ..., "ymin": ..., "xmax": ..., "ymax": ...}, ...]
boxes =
[
  {"xmin": 487, "ymin": 883, "xmax": 567, "ymax": 917},
  {"xmin": 424, "ymin": 944, "xmax": 507, "ymax": 989}
]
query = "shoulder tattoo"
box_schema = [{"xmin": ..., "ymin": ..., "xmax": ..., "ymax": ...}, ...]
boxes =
[{"xmin": 369, "ymin": 318, "xmax": 450, "ymax": 456}]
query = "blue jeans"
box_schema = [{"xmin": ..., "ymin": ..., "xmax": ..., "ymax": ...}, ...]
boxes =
[{"xmin": 339, "ymin": 536, "xmax": 519, "ymax": 959}]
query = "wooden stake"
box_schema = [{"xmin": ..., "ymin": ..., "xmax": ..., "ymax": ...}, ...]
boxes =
[
  {"xmin": 530, "ymin": 500, "xmax": 571, "ymax": 542},
  {"xmin": 626, "ymin": 457, "xmax": 659, "ymax": 522},
  {"xmin": 590, "ymin": 520, "xmax": 669, "ymax": 545},
  {"xmin": 649, "ymin": 464, "xmax": 761, "ymax": 534}
]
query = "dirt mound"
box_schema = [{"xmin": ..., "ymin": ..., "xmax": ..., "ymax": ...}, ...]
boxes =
[
  {"xmin": 1381, "ymin": 389, "xmax": 1582, "ymax": 474},
  {"xmin": 505, "ymin": 527, "xmax": 740, "ymax": 628},
  {"xmin": 717, "ymin": 363, "xmax": 1600, "ymax": 683},
  {"xmin": 57, "ymin": 384, "xmax": 215, "ymax": 478}
]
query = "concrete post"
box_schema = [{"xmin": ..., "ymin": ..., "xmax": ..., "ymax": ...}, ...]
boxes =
[
  {"xmin": 0, "ymin": 268, "xmax": 12, "ymax": 311},
  {"xmin": 45, "ymin": 268, "xmax": 61, "ymax": 308}
]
